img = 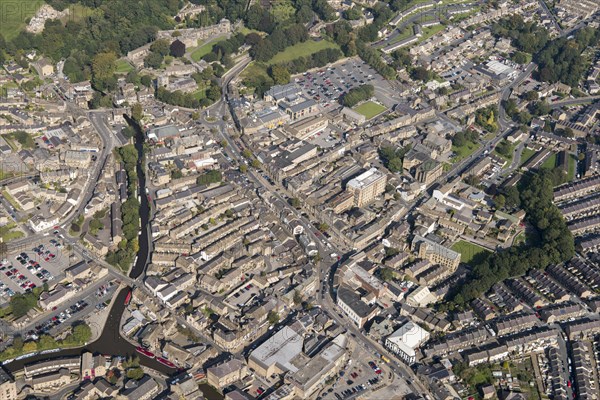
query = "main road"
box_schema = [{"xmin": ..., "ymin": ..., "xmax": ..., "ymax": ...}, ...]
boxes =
[
  {"xmin": 212, "ymin": 74, "xmax": 430, "ymax": 395},
  {"xmin": 7, "ymin": 111, "xmax": 124, "ymax": 253}
]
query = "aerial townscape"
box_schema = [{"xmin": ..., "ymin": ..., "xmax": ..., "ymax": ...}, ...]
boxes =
[{"xmin": 0, "ymin": 0, "xmax": 599, "ymax": 399}]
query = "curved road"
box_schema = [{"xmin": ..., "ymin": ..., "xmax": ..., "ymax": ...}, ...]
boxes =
[{"xmin": 3, "ymin": 117, "xmax": 173, "ymax": 377}]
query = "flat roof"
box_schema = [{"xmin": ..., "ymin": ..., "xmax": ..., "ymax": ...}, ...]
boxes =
[
  {"xmin": 337, "ymin": 286, "xmax": 376, "ymax": 318},
  {"xmin": 347, "ymin": 168, "xmax": 385, "ymax": 190},
  {"xmin": 387, "ymin": 320, "xmax": 430, "ymax": 356},
  {"xmin": 249, "ymin": 326, "xmax": 303, "ymax": 373}
]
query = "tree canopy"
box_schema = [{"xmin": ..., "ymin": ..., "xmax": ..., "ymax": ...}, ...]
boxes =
[
  {"xmin": 452, "ymin": 169, "xmax": 574, "ymax": 306},
  {"xmin": 342, "ymin": 84, "xmax": 374, "ymax": 107}
]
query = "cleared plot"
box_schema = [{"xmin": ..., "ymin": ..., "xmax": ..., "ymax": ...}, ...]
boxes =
[
  {"xmin": 353, "ymin": 101, "xmax": 387, "ymax": 119},
  {"xmin": 268, "ymin": 40, "xmax": 340, "ymax": 65},
  {"xmin": 0, "ymin": 0, "xmax": 44, "ymax": 40},
  {"xmin": 451, "ymin": 240, "xmax": 490, "ymax": 265}
]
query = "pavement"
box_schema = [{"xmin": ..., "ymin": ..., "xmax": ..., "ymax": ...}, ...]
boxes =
[{"xmin": 549, "ymin": 95, "xmax": 600, "ymax": 109}]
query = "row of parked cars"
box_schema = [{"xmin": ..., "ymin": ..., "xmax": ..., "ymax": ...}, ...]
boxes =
[
  {"xmin": 333, "ymin": 384, "xmax": 367, "ymax": 399},
  {"xmin": 368, "ymin": 361, "xmax": 382, "ymax": 374},
  {"xmin": 28, "ymin": 300, "xmax": 89, "ymax": 340},
  {"xmin": 1, "ymin": 261, "xmax": 37, "ymax": 294}
]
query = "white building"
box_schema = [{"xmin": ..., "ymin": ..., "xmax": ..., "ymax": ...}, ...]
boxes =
[
  {"xmin": 29, "ymin": 215, "xmax": 59, "ymax": 233},
  {"xmin": 385, "ymin": 320, "xmax": 430, "ymax": 364}
]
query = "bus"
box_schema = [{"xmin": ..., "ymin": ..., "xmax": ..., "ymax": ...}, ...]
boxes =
[{"xmin": 381, "ymin": 355, "xmax": 390, "ymax": 363}]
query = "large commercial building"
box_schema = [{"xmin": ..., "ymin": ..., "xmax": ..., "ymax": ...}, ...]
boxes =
[
  {"xmin": 336, "ymin": 286, "xmax": 378, "ymax": 328},
  {"xmin": 412, "ymin": 235, "xmax": 461, "ymax": 272},
  {"xmin": 385, "ymin": 320, "xmax": 430, "ymax": 364},
  {"xmin": 248, "ymin": 326, "xmax": 305, "ymax": 377},
  {"xmin": 346, "ymin": 168, "xmax": 387, "ymax": 208}
]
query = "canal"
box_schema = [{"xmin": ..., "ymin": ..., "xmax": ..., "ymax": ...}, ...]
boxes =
[
  {"xmin": 129, "ymin": 117, "xmax": 151, "ymax": 280},
  {"xmin": 4, "ymin": 116, "xmax": 163, "ymax": 373},
  {"xmin": 4, "ymin": 118, "xmax": 223, "ymax": 399}
]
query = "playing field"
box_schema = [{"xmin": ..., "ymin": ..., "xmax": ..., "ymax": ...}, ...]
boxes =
[
  {"xmin": 451, "ymin": 240, "xmax": 490, "ymax": 265},
  {"xmin": 0, "ymin": 0, "xmax": 44, "ymax": 40},
  {"xmin": 268, "ymin": 40, "xmax": 340, "ymax": 65},
  {"xmin": 353, "ymin": 101, "xmax": 387, "ymax": 119}
]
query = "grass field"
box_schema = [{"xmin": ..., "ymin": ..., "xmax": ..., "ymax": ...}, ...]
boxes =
[
  {"xmin": 519, "ymin": 147, "xmax": 537, "ymax": 167},
  {"xmin": 451, "ymin": 140, "xmax": 480, "ymax": 164},
  {"xmin": 237, "ymin": 26, "xmax": 264, "ymax": 36},
  {"xmin": 0, "ymin": 0, "xmax": 44, "ymax": 40},
  {"xmin": 241, "ymin": 62, "xmax": 270, "ymax": 81},
  {"xmin": 386, "ymin": 26, "xmax": 414, "ymax": 46},
  {"xmin": 192, "ymin": 88, "xmax": 206, "ymax": 100},
  {"xmin": 0, "ymin": 223, "xmax": 23, "ymax": 242},
  {"xmin": 494, "ymin": 140, "xmax": 516, "ymax": 163},
  {"xmin": 267, "ymin": 40, "xmax": 340, "ymax": 65},
  {"xmin": 115, "ymin": 59, "xmax": 134, "ymax": 74},
  {"xmin": 190, "ymin": 39, "xmax": 226, "ymax": 62},
  {"xmin": 65, "ymin": 4, "xmax": 100, "ymax": 23},
  {"xmin": 354, "ymin": 101, "xmax": 387, "ymax": 119},
  {"xmin": 418, "ymin": 24, "xmax": 445, "ymax": 43},
  {"xmin": 451, "ymin": 240, "xmax": 490, "ymax": 265},
  {"xmin": 6, "ymin": 131, "xmax": 35, "ymax": 149},
  {"xmin": 514, "ymin": 231, "xmax": 526, "ymax": 246},
  {"xmin": 568, "ymin": 154, "xmax": 577, "ymax": 181},
  {"xmin": 541, "ymin": 152, "xmax": 557, "ymax": 169}
]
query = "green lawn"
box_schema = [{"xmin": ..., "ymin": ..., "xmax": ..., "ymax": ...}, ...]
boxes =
[
  {"xmin": 191, "ymin": 39, "xmax": 225, "ymax": 62},
  {"xmin": 192, "ymin": 88, "xmax": 206, "ymax": 100},
  {"xmin": 541, "ymin": 152, "xmax": 557, "ymax": 169},
  {"xmin": 494, "ymin": 140, "xmax": 517, "ymax": 163},
  {"xmin": 568, "ymin": 154, "xmax": 577, "ymax": 181},
  {"xmin": 451, "ymin": 240, "xmax": 490, "ymax": 265},
  {"xmin": 386, "ymin": 26, "xmax": 414, "ymax": 46},
  {"xmin": 241, "ymin": 62, "xmax": 270, "ymax": 83},
  {"xmin": 6, "ymin": 131, "xmax": 35, "ymax": 149},
  {"xmin": 0, "ymin": 224, "xmax": 24, "ymax": 242},
  {"xmin": 0, "ymin": 0, "xmax": 44, "ymax": 40},
  {"xmin": 514, "ymin": 231, "xmax": 526, "ymax": 246},
  {"xmin": 519, "ymin": 147, "xmax": 537, "ymax": 166},
  {"xmin": 418, "ymin": 24, "xmax": 445, "ymax": 43},
  {"xmin": 448, "ymin": 6, "xmax": 481, "ymax": 22},
  {"xmin": 451, "ymin": 140, "xmax": 480, "ymax": 163},
  {"xmin": 67, "ymin": 4, "xmax": 101, "ymax": 23},
  {"xmin": 115, "ymin": 59, "xmax": 134, "ymax": 74},
  {"xmin": 268, "ymin": 40, "xmax": 340, "ymax": 65},
  {"xmin": 237, "ymin": 26, "xmax": 265, "ymax": 36},
  {"xmin": 353, "ymin": 101, "xmax": 387, "ymax": 119}
]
